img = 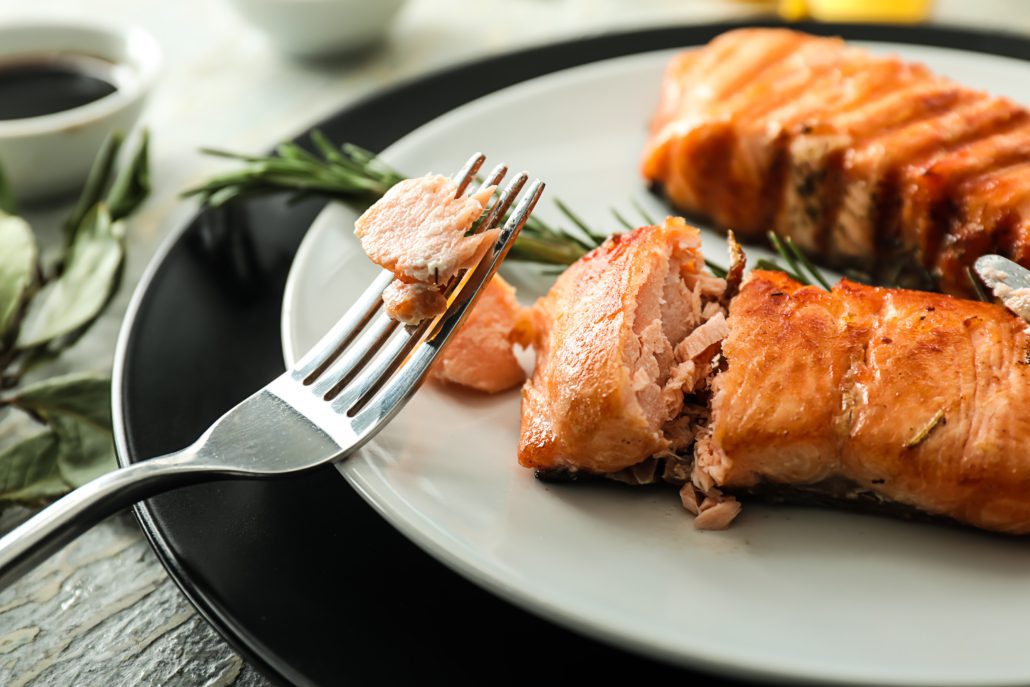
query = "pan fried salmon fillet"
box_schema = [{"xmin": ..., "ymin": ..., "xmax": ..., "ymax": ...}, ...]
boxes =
[
  {"xmin": 641, "ymin": 28, "xmax": 1030, "ymax": 297},
  {"xmin": 699, "ymin": 270, "xmax": 1030, "ymax": 534},
  {"xmin": 519, "ymin": 220, "xmax": 1030, "ymax": 534}
]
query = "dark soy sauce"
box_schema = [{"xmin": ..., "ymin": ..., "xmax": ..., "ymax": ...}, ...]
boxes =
[{"xmin": 0, "ymin": 55, "xmax": 118, "ymax": 121}]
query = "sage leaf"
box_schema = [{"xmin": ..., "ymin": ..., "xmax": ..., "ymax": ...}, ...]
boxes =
[
  {"xmin": 49, "ymin": 413, "xmax": 115, "ymax": 487},
  {"xmin": 11, "ymin": 372, "xmax": 111, "ymax": 429},
  {"xmin": 0, "ymin": 161, "xmax": 16, "ymax": 215},
  {"xmin": 17, "ymin": 205, "xmax": 125, "ymax": 349},
  {"xmin": 0, "ymin": 212, "xmax": 37, "ymax": 337},
  {"xmin": 106, "ymin": 129, "xmax": 151, "ymax": 220},
  {"xmin": 64, "ymin": 130, "xmax": 123, "ymax": 242},
  {"xmin": 0, "ymin": 431, "xmax": 66, "ymax": 505},
  {"xmin": 7, "ymin": 373, "xmax": 115, "ymax": 491}
]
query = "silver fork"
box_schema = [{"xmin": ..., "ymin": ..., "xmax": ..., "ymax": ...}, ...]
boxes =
[{"xmin": 0, "ymin": 154, "xmax": 545, "ymax": 589}]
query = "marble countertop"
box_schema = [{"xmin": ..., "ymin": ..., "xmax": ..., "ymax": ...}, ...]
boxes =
[{"xmin": 0, "ymin": 1, "xmax": 1027, "ymax": 684}]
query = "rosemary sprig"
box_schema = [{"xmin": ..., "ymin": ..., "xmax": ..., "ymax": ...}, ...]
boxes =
[
  {"xmin": 184, "ymin": 132, "xmax": 601, "ymax": 268},
  {"xmin": 759, "ymin": 231, "xmax": 832, "ymax": 290},
  {"xmin": 184, "ymin": 139, "xmax": 405, "ymax": 210},
  {"xmin": 184, "ymin": 131, "xmax": 741, "ymax": 280}
]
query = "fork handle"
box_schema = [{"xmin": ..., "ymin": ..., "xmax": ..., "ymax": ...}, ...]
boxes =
[{"xmin": 0, "ymin": 451, "xmax": 215, "ymax": 589}]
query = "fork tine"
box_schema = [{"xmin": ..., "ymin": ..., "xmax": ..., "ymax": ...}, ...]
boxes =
[
  {"xmin": 453, "ymin": 153, "xmax": 485, "ymax": 197},
  {"xmin": 331, "ymin": 173, "xmax": 526, "ymax": 413},
  {"xmin": 476, "ymin": 172, "xmax": 528, "ymax": 235},
  {"xmin": 296, "ymin": 156, "xmax": 500, "ymax": 387},
  {"xmin": 478, "ymin": 163, "xmax": 507, "ymax": 193},
  {"xmin": 328, "ymin": 316, "xmax": 433, "ymax": 414},
  {"xmin": 346, "ymin": 179, "xmax": 545, "ymax": 419},
  {"xmin": 314, "ymin": 312, "xmax": 399, "ymax": 400},
  {"xmin": 293, "ymin": 269, "xmax": 394, "ymax": 384}
]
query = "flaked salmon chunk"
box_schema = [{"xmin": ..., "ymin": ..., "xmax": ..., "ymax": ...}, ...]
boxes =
[
  {"xmin": 382, "ymin": 281, "xmax": 447, "ymax": 325},
  {"xmin": 355, "ymin": 174, "xmax": 497, "ymax": 286},
  {"xmin": 429, "ymin": 275, "xmax": 526, "ymax": 394},
  {"xmin": 354, "ymin": 172, "xmax": 527, "ymax": 392}
]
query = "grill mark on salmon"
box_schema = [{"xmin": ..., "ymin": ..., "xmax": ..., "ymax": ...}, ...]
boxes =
[
  {"xmin": 642, "ymin": 28, "xmax": 1030, "ymax": 296},
  {"xmin": 830, "ymin": 94, "xmax": 1022, "ymax": 266},
  {"xmin": 899, "ymin": 120, "xmax": 1030, "ymax": 277}
]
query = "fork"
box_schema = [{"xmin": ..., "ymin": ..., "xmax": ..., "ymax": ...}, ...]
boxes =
[{"xmin": 0, "ymin": 154, "xmax": 544, "ymax": 589}]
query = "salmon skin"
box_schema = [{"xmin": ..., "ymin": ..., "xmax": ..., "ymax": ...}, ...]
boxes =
[{"xmin": 641, "ymin": 28, "xmax": 1030, "ymax": 298}]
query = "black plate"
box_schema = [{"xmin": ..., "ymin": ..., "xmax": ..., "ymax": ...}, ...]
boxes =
[{"xmin": 113, "ymin": 20, "xmax": 1030, "ymax": 686}]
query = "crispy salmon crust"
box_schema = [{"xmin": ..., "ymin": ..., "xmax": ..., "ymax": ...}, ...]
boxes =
[
  {"xmin": 703, "ymin": 270, "xmax": 1030, "ymax": 534},
  {"xmin": 641, "ymin": 28, "xmax": 1030, "ymax": 297}
]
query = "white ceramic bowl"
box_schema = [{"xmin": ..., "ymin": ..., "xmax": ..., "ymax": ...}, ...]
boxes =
[
  {"xmin": 0, "ymin": 21, "xmax": 161, "ymax": 203},
  {"xmin": 228, "ymin": 0, "xmax": 406, "ymax": 58}
]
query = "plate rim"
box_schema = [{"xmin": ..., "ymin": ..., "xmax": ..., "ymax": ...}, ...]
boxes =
[{"xmin": 114, "ymin": 19, "xmax": 1030, "ymax": 687}]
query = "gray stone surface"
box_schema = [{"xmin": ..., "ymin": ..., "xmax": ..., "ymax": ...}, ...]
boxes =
[{"xmin": 0, "ymin": 514, "xmax": 268, "ymax": 687}]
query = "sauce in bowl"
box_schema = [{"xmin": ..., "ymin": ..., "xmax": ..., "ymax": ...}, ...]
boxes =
[{"xmin": 0, "ymin": 54, "xmax": 121, "ymax": 121}]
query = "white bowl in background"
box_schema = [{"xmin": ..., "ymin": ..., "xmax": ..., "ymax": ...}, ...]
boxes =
[
  {"xmin": 0, "ymin": 21, "xmax": 161, "ymax": 203},
  {"xmin": 228, "ymin": 0, "xmax": 406, "ymax": 58}
]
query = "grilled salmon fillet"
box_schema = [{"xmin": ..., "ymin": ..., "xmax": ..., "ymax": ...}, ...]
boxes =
[
  {"xmin": 641, "ymin": 28, "xmax": 1030, "ymax": 297},
  {"xmin": 700, "ymin": 270, "xmax": 1030, "ymax": 534},
  {"xmin": 520, "ymin": 220, "xmax": 1030, "ymax": 534}
]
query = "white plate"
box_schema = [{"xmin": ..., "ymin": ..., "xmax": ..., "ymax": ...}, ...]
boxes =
[{"xmin": 282, "ymin": 44, "xmax": 1030, "ymax": 686}]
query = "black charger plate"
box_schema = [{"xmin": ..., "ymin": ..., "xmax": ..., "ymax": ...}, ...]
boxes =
[{"xmin": 113, "ymin": 20, "xmax": 1030, "ymax": 686}]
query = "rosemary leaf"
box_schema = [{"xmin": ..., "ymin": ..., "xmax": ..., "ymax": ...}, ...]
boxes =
[
  {"xmin": 705, "ymin": 260, "xmax": 728, "ymax": 279},
  {"xmin": 631, "ymin": 198, "xmax": 657, "ymax": 226},
  {"xmin": 554, "ymin": 198, "xmax": 607, "ymax": 246},
  {"xmin": 507, "ymin": 234, "xmax": 588, "ymax": 266},
  {"xmin": 903, "ymin": 407, "xmax": 946, "ymax": 449},
  {"xmin": 276, "ymin": 142, "xmax": 322, "ymax": 166},
  {"xmin": 106, "ymin": 129, "xmax": 151, "ymax": 221},
  {"xmin": 785, "ymin": 236, "xmax": 832, "ymax": 290},
  {"xmin": 754, "ymin": 257, "xmax": 808, "ymax": 284},
  {"xmin": 311, "ymin": 130, "xmax": 348, "ymax": 166},
  {"xmin": 610, "ymin": 207, "xmax": 636, "ymax": 232},
  {"xmin": 767, "ymin": 231, "xmax": 803, "ymax": 280}
]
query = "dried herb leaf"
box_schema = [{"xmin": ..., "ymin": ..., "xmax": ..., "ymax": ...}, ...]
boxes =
[
  {"xmin": 0, "ymin": 161, "xmax": 16, "ymax": 215},
  {"xmin": 0, "ymin": 430, "xmax": 66, "ymax": 506},
  {"xmin": 0, "ymin": 212, "xmax": 37, "ymax": 337},
  {"xmin": 106, "ymin": 129, "xmax": 151, "ymax": 220},
  {"xmin": 64, "ymin": 131, "xmax": 123, "ymax": 242},
  {"xmin": 17, "ymin": 205, "xmax": 125, "ymax": 349},
  {"xmin": 49, "ymin": 413, "xmax": 116, "ymax": 487},
  {"xmin": 11, "ymin": 372, "xmax": 111, "ymax": 429},
  {"xmin": 903, "ymin": 407, "xmax": 946, "ymax": 449}
]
